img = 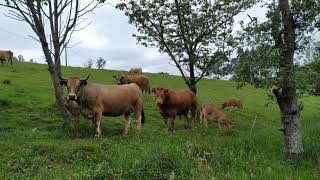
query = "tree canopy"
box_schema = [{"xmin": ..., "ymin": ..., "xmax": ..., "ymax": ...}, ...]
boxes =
[{"xmin": 117, "ymin": 0, "xmax": 255, "ymax": 93}]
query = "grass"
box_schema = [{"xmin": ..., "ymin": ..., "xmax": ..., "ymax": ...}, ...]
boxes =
[{"xmin": 0, "ymin": 62, "xmax": 320, "ymax": 179}]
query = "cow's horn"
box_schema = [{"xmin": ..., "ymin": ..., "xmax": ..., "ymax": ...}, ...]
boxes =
[
  {"xmin": 58, "ymin": 74, "xmax": 67, "ymax": 81},
  {"xmin": 81, "ymin": 74, "xmax": 90, "ymax": 81}
]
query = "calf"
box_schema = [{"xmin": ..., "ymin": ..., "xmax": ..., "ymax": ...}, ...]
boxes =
[
  {"xmin": 199, "ymin": 103, "xmax": 235, "ymax": 129},
  {"xmin": 222, "ymin": 98, "xmax": 243, "ymax": 111},
  {"xmin": 60, "ymin": 75, "xmax": 145, "ymax": 137},
  {"xmin": 129, "ymin": 67, "xmax": 142, "ymax": 75},
  {"xmin": 151, "ymin": 87, "xmax": 197, "ymax": 131},
  {"xmin": 113, "ymin": 75, "xmax": 150, "ymax": 94}
]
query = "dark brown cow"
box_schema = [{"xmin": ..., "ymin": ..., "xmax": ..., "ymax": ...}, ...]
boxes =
[
  {"xmin": 0, "ymin": 50, "xmax": 13, "ymax": 66},
  {"xmin": 222, "ymin": 98, "xmax": 243, "ymax": 111},
  {"xmin": 113, "ymin": 75, "xmax": 150, "ymax": 94},
  {"xmin": 129, "ymin": 67, "xmax": 142, "ymax": 75},
  {"xmin": 199, "ymin": 103, "xmax": 235, "ymax": 129},
  {"xmin": 151, "ymin": 87, "xmax": 197, "ymax": 131},
  {"xmin": 60, "ymin": 75, "xmax": 145, "ymax": 137}
]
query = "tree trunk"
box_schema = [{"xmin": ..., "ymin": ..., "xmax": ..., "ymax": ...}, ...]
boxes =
[
  {"xmin": 277, "ymin": 0, "xmax": 303, "ymax": 159},
  {"xmin": 188, "ymin": 80, "xmax": 197, "ymax": 94},
  {"xmin": 39, "ymin": 36, "xmax": 70, "ymax": 123},
  {"xmin": 274, "ymin": 89, "xmax": 303, "ymax": 159},
  {"xmin": 280, "ymin": 103, "xmax": 303, "ymax": 160},
  {"xmin": 188, "ymin": 57, "xmax": 197, "ymax": 94}
]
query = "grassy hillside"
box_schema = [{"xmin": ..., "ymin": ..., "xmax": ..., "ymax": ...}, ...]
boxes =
[{"xmin": 0, "ymin": 62, "xmax": 319, "ymax": 179}]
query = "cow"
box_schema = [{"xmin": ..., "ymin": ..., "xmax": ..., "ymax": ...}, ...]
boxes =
[
  {"xmin": 113, "ymin": 75, "xmax": 151, "ymax": 94},
  {"xmin": 0, "ymin": 50, "xmax": 13, "ymax": 66},
  {"xmin": 59, "ymin": 75, "xmax": 145, "ymax": 138},
  {"xmin": 151, "ymin": 87, "xmax": 197, "ymax": 132},
  {"xmin": 222, "ymin": 98, "xmax": 243, "ymax": 111},
  {"xmin": 199, "ymin": 103, "xmax": 235, "ymax": 129},
  {"xmin": 129, "ymin": 67, "xmax": 142, "ymax": 75}
]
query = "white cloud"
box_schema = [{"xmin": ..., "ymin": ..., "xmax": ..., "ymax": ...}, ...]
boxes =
[
  {"xmin": 13, "ymin": 49, "xmax": 44, "ymax": 62},
  {"xmin": 73, "ymin": 25, "xmax": 109, "ymax": 50}
]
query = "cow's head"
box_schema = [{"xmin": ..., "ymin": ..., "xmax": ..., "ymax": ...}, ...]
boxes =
[
  {"xmin": 59, "ymin": 74, "xmax": 90, "ymax": 101},
  {"xmin": 113, "ymin": 75, "xmax": 125, "ymax": 85},
  {"xmin": 151, "ymin": 87, "xmax": 169, "ymax": 105}
]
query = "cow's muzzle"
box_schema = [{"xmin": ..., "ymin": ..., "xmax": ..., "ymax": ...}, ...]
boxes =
[
  {"xmin": 68, "ymin": 94, "xmax": 77, "ymax": 101},
  {"xmin": 156, "ymin": 99, "xmax": 163, "ymax": 105}
]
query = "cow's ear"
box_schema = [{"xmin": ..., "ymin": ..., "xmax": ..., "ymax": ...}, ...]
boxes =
[
  {"xmin": 151, "ymin": 88, "xmax": 156, "ymax": 94},
  {"xmin": 80, "ymin": 80, "xmax": 87, "ymax": 87},
  {"xmin": 60, "ymin": 80, "xmax": 67, "ymax": 86}
]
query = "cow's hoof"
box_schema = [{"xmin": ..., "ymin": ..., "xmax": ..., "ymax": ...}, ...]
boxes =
[{"xmin": 94, "ymin": 134, "xmax": 101, "ymax": 138}]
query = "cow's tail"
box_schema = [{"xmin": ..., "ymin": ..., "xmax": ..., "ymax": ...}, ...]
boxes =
[
  {"xmin": 141, "ymin": 106, "xmax": 145, "ymax": 125},
  {"xmin": 148, "ymin": 87, "xmax": 151, "ymax": 94}
]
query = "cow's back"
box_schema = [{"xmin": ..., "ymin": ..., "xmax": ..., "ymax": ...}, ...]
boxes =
[
  {"xmin": 0, "ymin": 51, "xmax": 12, "ymax": 60},
  {"xmin": 82, "ymin": 83, "xmax": 142, "ymax": 116},
  {"xmin": 163, "ymin": 90, "xmax": 197, "ymax": 115},
  {"xmin": 127, "ymin": 75, "xmax": 150, "ymax": 92}
]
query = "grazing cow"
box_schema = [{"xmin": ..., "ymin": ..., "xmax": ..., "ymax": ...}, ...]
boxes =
[
  {"xmin": 199, "ymin": 103, "xmax": 235, "ymax": 129},
  {"xmin": 60, "ymin": 75, "xmax": 145, "ymax": 137},
  {"xmin": 113, "ymin": 75, "xmax": 150, "ymax": 94},
  {"xmin": 151, "ymin": 87, "xmax": 197, "ymax": 131},
  {"xmin": 0, "ymin": 50, "xmax": 13, "ymax": 66},
  {"xmin": 222, "ymin": 98, "xmax": 243, "ymax": 111},
  {"xmin": 129, "ymin": 67, "xmax": 142, "ymax": 75}
]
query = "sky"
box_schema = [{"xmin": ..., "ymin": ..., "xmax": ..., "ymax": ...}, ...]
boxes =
[{"xmin": 0, "ymin": 1, "xmax": 268, "ymax": 75}]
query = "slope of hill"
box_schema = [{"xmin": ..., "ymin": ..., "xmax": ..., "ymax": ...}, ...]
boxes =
[{"xmin": 0, "ymin": 62, "xmax": 319, "ymax": 179}]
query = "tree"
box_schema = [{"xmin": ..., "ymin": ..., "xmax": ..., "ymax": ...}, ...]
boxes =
[
  {"xmin": 29, "ymin": 58, "xmax": 34, "ymax": 63},
  {"xmin": 235, "ymin": 0, "xmax": 320, "ymax": 159},
  {"xmin": 83, "ymin": 58, "xmax": 94, "ymax": 69},
  {"xmin": 18, "ymin": 54, "xmax": 25, "ymax": 62},
  {"xmin": 96, "ymin": 57, "xmax": 106, "ymax": 69},
  {"xmin": 1, "ymin": 0, "xmax": 101, "ymax": 123},
  {"xmin": 117, "ymin": 0, "xmax": 254, "ymax": 94}
]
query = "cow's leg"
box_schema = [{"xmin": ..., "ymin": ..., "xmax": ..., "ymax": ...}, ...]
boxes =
[
  {"xmin": 135, "ymin": 109, "xmax": 142, "ymax": 131},
  {"xmin": 163, "ymin": 118, "xmax": 168, "ymax": 125},
  {"xmin": 217, "ymin": 118, "xmax": 223, "ymax": 132},
  {"xmin": 123, "ymin": 112, "xmax": 132, "ymax": 135},
  {"xmin": 94, "ymin": 111, "xmax": 102, "ymax": 138},
  {"xmin": 169, "ymin": 116, "xmax": 176, "ymax": 132},
  {"xmin": 203, "ymin": 114, "xmax": 209, "ymax": 128},
  {"xmin": 186, "ymin": 108, "xmax": 196, "ymax": 129}
]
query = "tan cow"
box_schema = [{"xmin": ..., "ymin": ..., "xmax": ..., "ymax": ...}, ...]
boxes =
[
  {"xmin": 113, "ymin": 75, "xmax": 150, "ymax": 94},
  {"xmin": 0, "ymin": 50, "xmax": 13, "ymax": 66},
  {"xmin": 199, "ymin": 103, "xmax": 235, "ymax": 129},
  {"xmin": 60, "ymin": 75, "xmax": 145, "ymax": 137},
  {"xmin": 129, "ymin": 67, "xmax": 142, "ymax": 75},
  {"xmin": 151, "ymin": 87, "xmax": 197, "ymax": 131},
  {"xmin": 222, "ymin": 98, "xmax": 243, "ymax": 111}
]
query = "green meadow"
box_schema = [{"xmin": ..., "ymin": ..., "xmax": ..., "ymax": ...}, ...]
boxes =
[{"xmin": 0, "ymin": 62, "xmax": 319, "ymax": 179}]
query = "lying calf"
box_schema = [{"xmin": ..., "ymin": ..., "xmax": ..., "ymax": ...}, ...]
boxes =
[{"xmin": 199, "ymin": 103, "xmax": 235, "ymax": 129}]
